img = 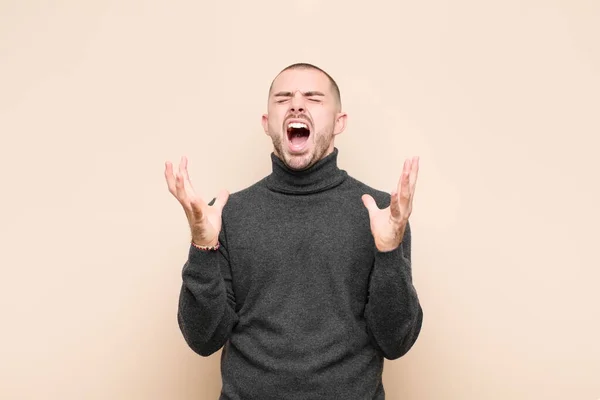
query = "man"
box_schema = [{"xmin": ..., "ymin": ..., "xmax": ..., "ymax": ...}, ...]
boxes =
[{"xmin": 164, "ymin": 63, "xmax": 423, "ymax": 400}]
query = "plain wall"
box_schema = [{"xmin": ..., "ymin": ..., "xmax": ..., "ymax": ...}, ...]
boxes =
[{"xmin": 1, "ymin": 1, "xmax": 599, "ymax": 399}]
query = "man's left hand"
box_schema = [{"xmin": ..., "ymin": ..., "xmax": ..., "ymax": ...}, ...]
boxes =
[{"xmin": 362, "ymin": 156, "xmax": 419, "ymax": 252}]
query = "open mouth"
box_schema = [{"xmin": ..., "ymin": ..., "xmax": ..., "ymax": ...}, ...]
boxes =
[{"xmin": 286, "ymin": 121, "xmax": 311, "ymax": 151}]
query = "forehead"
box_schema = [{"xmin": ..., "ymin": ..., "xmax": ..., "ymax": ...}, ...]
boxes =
[{"xmin": 270, "ymin": 68, "xmax": 332, "ymax": 94}]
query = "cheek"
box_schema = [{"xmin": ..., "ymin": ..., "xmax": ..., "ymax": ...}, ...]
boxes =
[
  {"xmin": 312, "ymin": 114, "xmax": 335, "ymax": 132},
  {"xmin": 267, "ymin": 110, "xmax": 287, "ymax": 133},
  {"xmin": 309, "ymin": 106, "xmax": 333, "ymax": 124},
  {"xmin": 268, "ymin": 119, "xmax": 282, "ymax": 134}
]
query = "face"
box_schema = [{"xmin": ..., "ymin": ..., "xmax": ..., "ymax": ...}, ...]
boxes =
[{"xmin": 262, "ymin": 68, "xmax": 347, "ymax": 171}]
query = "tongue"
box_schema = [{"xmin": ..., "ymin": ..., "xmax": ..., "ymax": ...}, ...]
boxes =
[{"xmin": 290, "ymin": 133, "xmax": 308, "ymax": 147}]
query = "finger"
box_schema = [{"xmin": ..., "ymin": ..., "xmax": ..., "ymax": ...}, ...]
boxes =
[
  {"xmin": 174, "ymin": 158, "xmax": 191, "ymax": 204},
  {"xmin": 181, "ymin": 156, "xmax": 197, "ymax": 194},
  {"xmin": 361, "ymin": 194, "xmax": 379, "ymax": 219},
  {"xmin": 167, "ymin": 161, "xmax": 187, "ymax": 202},
  {"xmin": 401, "ymin": 171, "xmax": 411, "ymax": 202},
  {"xmin": 165, "ymin": 161, "xmax": 177, "ymax": 195},
  {"xmin": 174, "ymin": 171, "xmax": 188, "ymax": 203},
  {"xmin": 178, "ymin": 156, "xmax": 187, "ymax": 191},
  {"xmin": 396, "ymin": 160, "xmax": 411, "ymax": 203},
  {"xmin": 390, "ymin": 191, "xmax": 401, "ymax": 219},
  {"xmin": 396, "ymin": 159, "xmax": 410, "ymax": 198},
  {"xmin": 178, "ymin": 156, "xmax": 195, "ymax": 199},
  {"xmin": 409, "ymin": 156, "xmax": 419, "ymax": 193}
]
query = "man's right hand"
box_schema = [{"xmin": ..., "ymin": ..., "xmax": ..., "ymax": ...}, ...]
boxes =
[{"xmin": 164, "ymin": 156, "xmax": 229, "ymax": 247}]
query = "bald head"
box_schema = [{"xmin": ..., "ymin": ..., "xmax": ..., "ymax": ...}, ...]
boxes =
[{"xmin": 268, "ymin": 63, "xmax": 342, "ymax": 111}]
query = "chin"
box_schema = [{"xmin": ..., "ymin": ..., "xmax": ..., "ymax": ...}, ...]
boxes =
[{"xmin": 283, "ymin": 151, "xmax": 314, "ymax": 171}]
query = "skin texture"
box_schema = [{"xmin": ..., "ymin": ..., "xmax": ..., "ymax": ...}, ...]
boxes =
[
  {"xmin": 164, "ymin": 65, "xmax": 419, "ymax": 251},
  {"xmin": 261, "ymin": 67, "xmax": 347, "ymax": 171}
]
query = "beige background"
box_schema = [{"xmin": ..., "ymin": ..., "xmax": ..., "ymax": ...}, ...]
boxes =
[{"xmin": 1, "ymin": 0, "xmax": 599, "ymax": 399}]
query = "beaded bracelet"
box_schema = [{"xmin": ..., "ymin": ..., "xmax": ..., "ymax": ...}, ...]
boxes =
[{"xmin": 191, "ymin": 241, "xmax": 220, "ymax": 251}]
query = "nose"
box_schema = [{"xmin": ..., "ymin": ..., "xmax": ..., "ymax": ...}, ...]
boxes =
[{"xmin": 290, "ymin": 91, "xmax": 306, "ymax": 113}]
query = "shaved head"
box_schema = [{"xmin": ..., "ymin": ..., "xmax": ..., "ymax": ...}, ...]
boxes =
[{"xmin": 268, "ymin": 63, "xmax": 342, "ymax": 111}]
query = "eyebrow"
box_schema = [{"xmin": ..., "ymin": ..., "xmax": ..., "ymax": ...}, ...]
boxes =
[{"xmin": 273, "ymin": 91, "xmax": 326, "ymax": 97}]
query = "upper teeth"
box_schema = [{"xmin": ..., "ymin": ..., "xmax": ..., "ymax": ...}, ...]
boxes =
[{"xmin": 288, "ymin": 122, "xmax": 308, "ymax": 129}]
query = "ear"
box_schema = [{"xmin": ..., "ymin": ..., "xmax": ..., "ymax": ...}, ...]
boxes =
[
  {"xmin": 261, "ymin": 114, "xmax": 269, "ymax": 134},
  {"xmin": 333, "ymin": 112, "xmax": 348, "ymax": 136}
]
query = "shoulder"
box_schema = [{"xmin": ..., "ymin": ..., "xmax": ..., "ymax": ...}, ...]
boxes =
[
  {"xmin": 228, "ymin": 178, "xmax": 267, "ymax": 201},
  {"xmin": 218, "ymin": 178, "xmax": 269, "ymax": 219},
  {"xmin": 342, "ymin": 174, "xmax": 392, "ymax": 209}
]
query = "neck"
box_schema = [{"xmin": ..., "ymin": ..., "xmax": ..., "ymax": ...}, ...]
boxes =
[{"xmin": 265, "ymin": 147, "xmax": 348, "ymax": 194}]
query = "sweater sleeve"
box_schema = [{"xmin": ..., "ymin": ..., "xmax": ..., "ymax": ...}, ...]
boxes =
[
  {"xmin": 177, "ymin": 226, "xmax": 239, "ymax": 357},
  {"xmin": 364, "ymin": 222, "xmax": 423, "ymax": 360}
]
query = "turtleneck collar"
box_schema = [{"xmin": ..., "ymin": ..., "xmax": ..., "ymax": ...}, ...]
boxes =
[{"xmin": 265, "ymin": 147, "xmax": 348, "ymax": 194}]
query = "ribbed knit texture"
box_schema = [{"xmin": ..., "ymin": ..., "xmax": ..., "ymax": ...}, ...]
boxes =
[{"xmin": 177, "ymin": 148, "xmax": 423, "ymax": 400}]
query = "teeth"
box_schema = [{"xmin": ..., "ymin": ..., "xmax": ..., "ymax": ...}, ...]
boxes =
[{"xmin": 288, "ymin": 122, "xmax": 308, "ymax": 129}]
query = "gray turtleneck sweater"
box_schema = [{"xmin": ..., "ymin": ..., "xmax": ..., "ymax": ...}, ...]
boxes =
[{"xmin": 177, "ymin": 148, "xmax": 423, "ymax": 400}]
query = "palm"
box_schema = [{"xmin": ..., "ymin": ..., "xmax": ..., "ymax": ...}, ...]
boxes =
[
  {"xmin": 366, "ymin": 205, "xmax": 406, "ymax": 252},
  {"xmin": 188, "ymin": 195, "xmax": 223, "ymax": 246},
  {"xmin": 165, "ymin": 156, "xmax": 229, "ymax": 246},
  {"xmin": 362, "ymin": 157, "xmax": 419, "ymax": 252}
]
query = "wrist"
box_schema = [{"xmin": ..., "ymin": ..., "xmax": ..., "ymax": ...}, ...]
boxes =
[
  {"xmin": 376, "ymin": 243, "xmax": 401, "ymax": 253},
  {"xmin": 191, "ymin": 240, "xmax": 220, "ymax": 251},
  {"xmin": 191, "ymin": 234, "xmax": 219, "ymax": 250},
  {"xmin": 191, "ymin": 232, "xmax": 218, "ymax": 247}
]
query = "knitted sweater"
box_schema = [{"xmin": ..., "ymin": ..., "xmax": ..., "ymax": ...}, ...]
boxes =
[{"xmin": 177, "ymin": 148, "xmax": 423, "ymax": 400}]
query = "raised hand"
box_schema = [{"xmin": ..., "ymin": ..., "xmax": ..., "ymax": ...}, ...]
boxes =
[
  {"xmin": 361, "ymin": 156, "xmax": 419, "ymax": 252},
  {"xmin": 164, "ymin": 156, "xmax": 229, "ymax": 247}
]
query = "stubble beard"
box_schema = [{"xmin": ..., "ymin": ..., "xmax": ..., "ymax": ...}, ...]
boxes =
[{"xmin": 271, "ymin": 127, "xmax": 334, "ymax": 171}]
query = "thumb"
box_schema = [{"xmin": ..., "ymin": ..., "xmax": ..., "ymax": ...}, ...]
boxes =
[
  {"xmin": 212, "ymin": 189, "xmax": 230, "ymax": 212},
  {"xmin": 361, "ymin": 194, "xmax": 379, "ymax": 217}
]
